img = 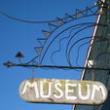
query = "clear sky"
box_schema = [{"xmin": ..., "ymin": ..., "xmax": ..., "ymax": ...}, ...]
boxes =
[{"xmin": 0, "ymin": 0, "xmax": 96, "ymax": 110}]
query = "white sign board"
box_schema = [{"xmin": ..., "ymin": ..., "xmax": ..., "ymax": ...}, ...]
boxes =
[{"xmin": 19, "ymin": 78, "xmax": 108, "ymax": 105}]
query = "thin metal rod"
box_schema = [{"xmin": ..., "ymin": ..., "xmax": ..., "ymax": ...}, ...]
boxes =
[{"xmin": 3, "ymin": 62, "xmax": 110, "ymax": 71}]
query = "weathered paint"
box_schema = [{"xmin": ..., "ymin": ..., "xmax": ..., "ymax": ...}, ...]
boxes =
[{"xmin": 19, "ymin": 78, "xmax": 108, "ymax": 105}]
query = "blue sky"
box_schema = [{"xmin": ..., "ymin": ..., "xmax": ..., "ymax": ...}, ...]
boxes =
[{"xmin": 0, "ymin": 0, "xmax": 96, "ymax": 110}]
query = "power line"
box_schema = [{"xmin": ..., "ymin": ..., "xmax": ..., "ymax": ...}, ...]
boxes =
[
  {"xmin": 0, "ymin": 10, "xmax": 57, "ymax": 24},
  {"xmin": 0, "ymin": 4, "xmax": 98, "ymax": 24}
]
